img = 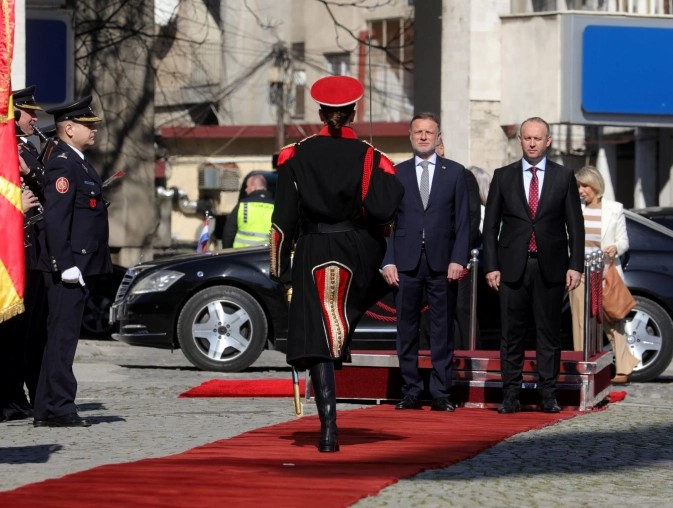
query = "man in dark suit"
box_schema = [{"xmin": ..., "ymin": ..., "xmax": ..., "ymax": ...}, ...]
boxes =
[
  {"xmin": 382, "ymin": 112, "xmax": 470, "ymax": 412},
  {"xmin": 33, "ymin": 96, "xmax": 112, "ymax": 428},
  {"xmin": 482, "ymin": 116, "xmax": 584, "ymax": 414}
]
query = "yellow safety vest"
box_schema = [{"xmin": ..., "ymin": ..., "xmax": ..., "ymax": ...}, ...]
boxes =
[{"xmin": 233, "ymin": 201, "xmax": 274, "ymax": 248}]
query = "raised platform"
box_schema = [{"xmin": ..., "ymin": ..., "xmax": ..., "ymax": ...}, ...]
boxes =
[{"xmin": 333, "ymin": 350, "xmax": 614, "ymax": 411}]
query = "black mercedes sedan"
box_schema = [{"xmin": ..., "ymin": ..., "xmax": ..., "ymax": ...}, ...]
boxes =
[
  {"xmin": 110, "ymin": 211, "xmax": 673, "ymax": 381},
  {"xmin": 110, "ymin": 249, "xmax": 289, "ymax": 373}
]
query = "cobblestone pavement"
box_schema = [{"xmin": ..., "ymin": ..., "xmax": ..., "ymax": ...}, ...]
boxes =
[{"xmin": 1, "ymin": 340, "xmax": 673, "ymax": 507}]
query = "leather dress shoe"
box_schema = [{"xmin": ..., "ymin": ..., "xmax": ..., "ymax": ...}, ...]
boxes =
[
  {"xmin": 540, "ymin": 398, "xmax": 561, "ymax": 413},
  {"xmin": 431, "ymin": 397, "xmax": 456, "ymax": 412},
  {"xmin": 498, "ymin": 398, "xmax": 521, "ymax": 414},
  {"xmin": 611, "ymin": 373, "xmax": 630, "ymax": 384},
  {"xmin": 3, "ymin": 400, "xmax": 33, "ymax": 421},
  {"xmin": 395, "ymin": 395, "xmax": 422, "ymax": 410},
  {"xmin": 33, "ymin": 413, "xmax": 92, "ymax": 428}
]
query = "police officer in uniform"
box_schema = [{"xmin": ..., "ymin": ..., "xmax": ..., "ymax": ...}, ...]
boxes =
[
  {"xmin": 222, "ymin": 174, "xmax": 274, "ymax": 248},
  {"xmin": 0, "ymin": 86, "xmax": 46, "ymax": 421},
  {"xmin": 270, "ymin": 76, "xmax": 404, "ymax": 452},
  {"xmin": 33, "ymin": 96, "xmax": 112, "ymax": 428}
]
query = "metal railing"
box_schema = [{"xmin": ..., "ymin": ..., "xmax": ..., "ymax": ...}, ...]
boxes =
[{"xmin": 583, "ymin": 249, "xmax": 605, "ymax": 361}]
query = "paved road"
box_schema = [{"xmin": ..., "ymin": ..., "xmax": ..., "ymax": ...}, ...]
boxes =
[{"xmin": 1, "ymin": 340, "xmax": 673, "ymax": 507}]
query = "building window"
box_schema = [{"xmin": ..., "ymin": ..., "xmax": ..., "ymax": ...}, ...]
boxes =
[
  {"xmin": 290, "ymin": 43, "xmax": 305, "ymax": 119},
  {"xmin": 26, "ymin": 10, "xmax": 75, "ymax": 106},
  {"xmin": 325, "ymin": 53, "xmax": 350, "ymax": 76},
  {"xmin": 369, "ymin": 17, "xmax": 414, "ymax": 73},
  {"xmin": 367, "ymin": 17, "xmax": 414, "ymax": 121},
  {"xmin": 290, "ymin": 69, "xmax": 306, "ymax": 119}
]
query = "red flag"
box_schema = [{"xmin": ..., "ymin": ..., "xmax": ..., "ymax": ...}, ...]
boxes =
[{"xmin": 0, "ymin": 0, "xmax": 25, "ymax": 323}]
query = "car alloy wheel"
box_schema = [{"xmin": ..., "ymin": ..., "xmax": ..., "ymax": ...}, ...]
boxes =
[
  {"xmin": 625, "ymin": 296, "xmax": 673, "ymax": 382},
  {"xmin": 176, "ymin": 286, "xmax": 268, "ymax": 372}
]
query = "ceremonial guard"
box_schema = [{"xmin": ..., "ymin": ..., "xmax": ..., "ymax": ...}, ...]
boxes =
[
  {"xmin": 33, "ymin": 96, "xmax": 112, "ymax": 428},
  {"xmin": 270, "ymin": 76, "xmax": 404, "ymax": 452},
  {"xmin": 14, "ymin": 86, "xmax": 45, "ymax": 187},
  {"xmin": 14, "ymin": 85, "xmax": 47, "ymax": 265},
  {"xmin": 0, "ymin": 86, "xmax": 46, "ymax": 421}
]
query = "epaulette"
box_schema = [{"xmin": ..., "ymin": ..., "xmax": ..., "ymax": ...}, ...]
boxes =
[
  {"xmin": 295, "ymin": 133, "xmax": 317, "ymax": 145},
  {"xmin": 57, "ymin": 152, "xmax": 69, "ymax": 159},
  {"xmin": 361, "ymin": 140, "xmax": 395, "ymax": 175},
  {"xmin": 276, "ymin": 143, "xmax": 297, "ymax": 167},
  {"xmin": 277, "ymin": 134, "xmax": 317, "ymax": 167}
]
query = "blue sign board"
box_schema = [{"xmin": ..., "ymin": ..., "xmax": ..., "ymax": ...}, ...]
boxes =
[
  {"xmin": 26, "ymin": 18, "xmax": 70, "ymax": 105},
  {"xmin": 582, "ymin": 25, "xmax": 673, "ymax": 116}
]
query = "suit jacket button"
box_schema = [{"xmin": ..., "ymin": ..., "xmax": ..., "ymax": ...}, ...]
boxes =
[{"xmin": 81, "ymin": 249, "xmax": 87, "ymax": 254}]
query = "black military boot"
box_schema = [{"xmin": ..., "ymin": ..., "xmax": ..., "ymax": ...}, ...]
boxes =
[{"xmin": 310, "ymin": 362, "xmax": 339, "ymax": 452}]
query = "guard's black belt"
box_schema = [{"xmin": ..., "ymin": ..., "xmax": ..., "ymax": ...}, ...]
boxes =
[
  {"xmin": 528, "ymin": 251, "xmax": 538, "ymax": 258},
  {"xmin": 303, "ymin": 220, "xmax": 364, "ymax": 234}
]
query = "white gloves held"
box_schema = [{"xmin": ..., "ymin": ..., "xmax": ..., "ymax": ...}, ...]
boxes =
[{"xmin": 61, "ymin": 266, "xmax": 86, "ymax": 286}]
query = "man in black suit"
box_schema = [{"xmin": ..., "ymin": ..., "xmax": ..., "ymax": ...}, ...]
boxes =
[
  {"xmin": 33, "ymin": 96, "xmax": 112, "ymax": 428},
  {"xmin": 482, "ymin": 116, "xmax": 584, "ymax": 414},
  {"xmin": 382, "ymin": 112, "xmax": 470, "ymax": 412}
]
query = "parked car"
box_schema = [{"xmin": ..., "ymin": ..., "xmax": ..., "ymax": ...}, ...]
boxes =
[
  {"xmin": 110, "ymin": 211, "xmax": 673, "ymax": 381},
  {"xmin": 110, "ymin": 249, "xmax": 289, "ymax": 372},
  {"xmin": 631, "ymin": 206, "xmax": 673, "ymax": 232}
]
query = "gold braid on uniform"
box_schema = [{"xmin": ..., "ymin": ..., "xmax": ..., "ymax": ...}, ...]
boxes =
[
  {"xmin": 269, "ymin": 223, "xmax": 284, "ymax": 278},
  {"xmin": 312, "ymin": 261, "xmax": 353, "ymax": 359}
]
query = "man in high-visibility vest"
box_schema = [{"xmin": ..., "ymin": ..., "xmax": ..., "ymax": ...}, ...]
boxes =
[{"xmin": 223, "ymin": 174, "xmax": 274, "ymax": 248}]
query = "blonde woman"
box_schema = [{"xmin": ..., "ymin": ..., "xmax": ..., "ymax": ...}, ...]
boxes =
[{"xmin": 569, "ymin": 166, "xmax": 639, "ymax": 383}]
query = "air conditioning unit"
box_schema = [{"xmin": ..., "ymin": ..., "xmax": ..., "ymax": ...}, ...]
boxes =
[{"xmin": 198, "ymin": 163, "xmax": 240, "ymax": 191}]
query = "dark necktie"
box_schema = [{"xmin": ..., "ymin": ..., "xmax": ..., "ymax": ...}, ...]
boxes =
[
  {"xmin": 419, "ymin": 160, "xmax": 429, "ymax": 209},
  {"xmin": 528, "ymin": 166, "xmax": 539, "ymax": 252}
]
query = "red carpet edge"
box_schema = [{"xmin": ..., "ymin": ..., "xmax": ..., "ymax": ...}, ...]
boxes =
[
  {"xmin": 179, "ymin": 378, "xmax": 305, "ymax": 398},
  {"xmin": 0, "ymin": 405, "xmax": 583, "ymax": 507}
]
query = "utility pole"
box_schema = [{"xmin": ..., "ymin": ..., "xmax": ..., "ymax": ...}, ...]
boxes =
[{"xmin": 269, "ymin": 43, "xmax": 290, "ymax": 151}]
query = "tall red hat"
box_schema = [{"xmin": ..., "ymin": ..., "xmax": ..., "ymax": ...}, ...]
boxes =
[{"xmin": 310, "ymin": 76, "xmax": 364, "ymax": 107}]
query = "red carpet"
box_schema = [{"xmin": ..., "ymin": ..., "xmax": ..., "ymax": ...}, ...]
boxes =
[
  {"xmin": 179, "ymin": 378, "xmax": 305, "ymax": 398},
  {"xmin": 608, "ymin": 390, "xmax": 628, "ymax": 403},
  {"xmin": 0, "ymin": 405, "xmax": 580, "ymax": 507}
]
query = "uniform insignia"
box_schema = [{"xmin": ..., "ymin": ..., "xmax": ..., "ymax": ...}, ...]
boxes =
[
  {"xmin": 55, "ymin": 177, "xmax": 70, "ymax": 194},
  {"xmin": 89, "ymin": 198, "xmax": 97, "ymax": 209},
  {"xmin": 57, "ymin": 152, "xmax": 69, "ymax": 159}
]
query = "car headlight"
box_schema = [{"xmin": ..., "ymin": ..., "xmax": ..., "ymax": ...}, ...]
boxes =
[{"xmin": 129, "ymin": 270, "xmax": 184, "ymax": 295}]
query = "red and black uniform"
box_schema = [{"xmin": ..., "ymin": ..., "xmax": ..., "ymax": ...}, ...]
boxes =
[{"xmin": 270, "ymin": 126, "xmax": 404, "ymax": 368}]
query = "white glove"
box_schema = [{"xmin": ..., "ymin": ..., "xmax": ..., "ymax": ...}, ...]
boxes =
[{"xmin": 61, "ymin": 266, "xmax": 85, "ymax": 286}]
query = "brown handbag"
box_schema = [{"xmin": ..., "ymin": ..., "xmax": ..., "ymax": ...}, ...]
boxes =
[{"xmin": 602, "ymin": 263, "xmax": 637, "ymax": 322}]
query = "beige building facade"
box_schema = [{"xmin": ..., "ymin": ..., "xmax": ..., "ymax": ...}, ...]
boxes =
[
  {"xmin": 16, "ymin": 1, "xmax": 673, "ymax": 257},
  {"xmin": 159, "ymin": 0, "xmax": 673, "ymax": 247}
]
